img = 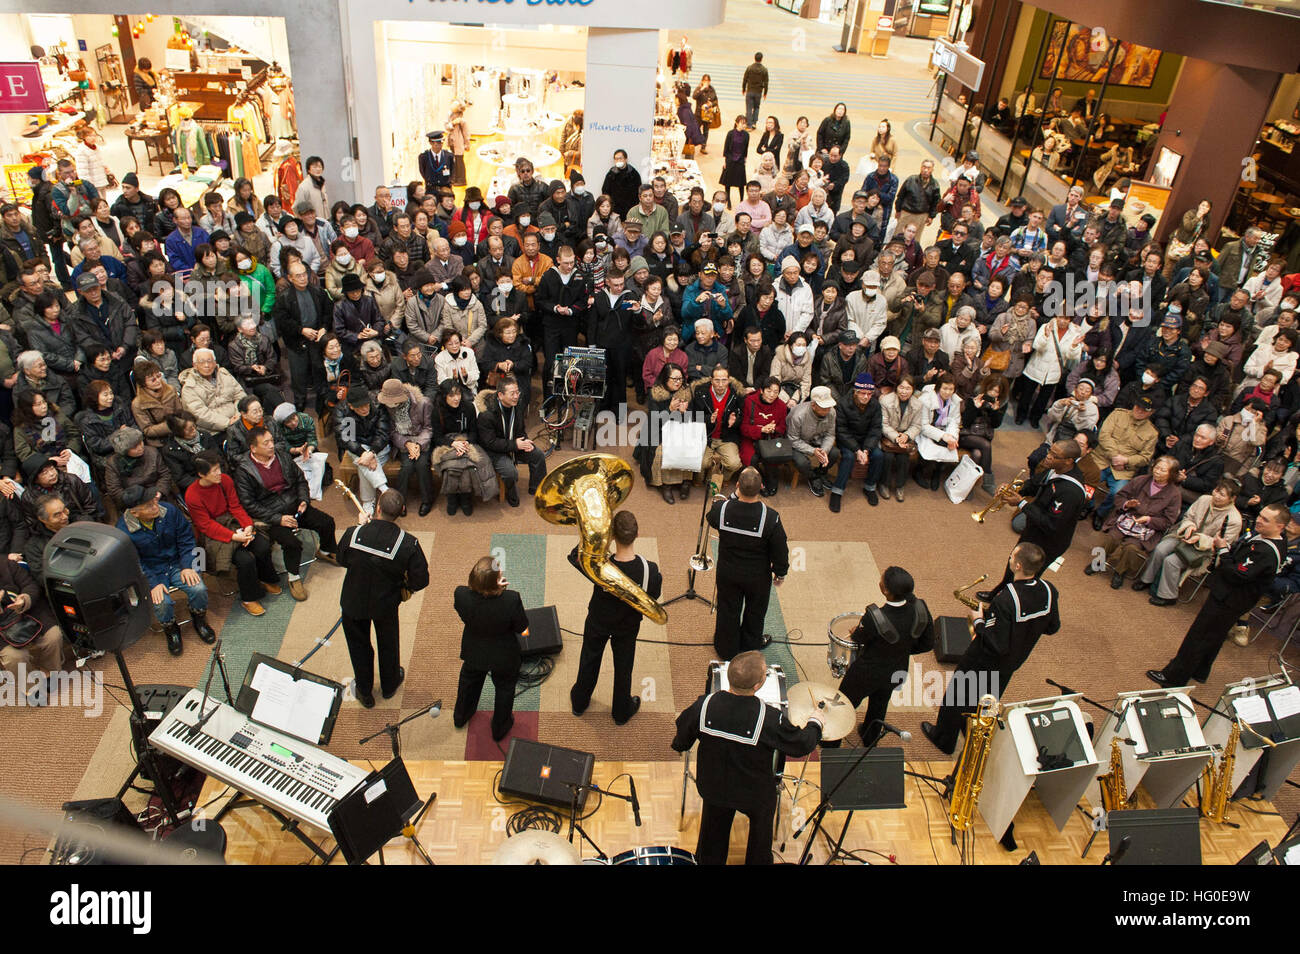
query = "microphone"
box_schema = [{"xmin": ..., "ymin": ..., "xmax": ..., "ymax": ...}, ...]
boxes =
[
  {"xmin": 428, "ymin": 699, "xmax": 442, "ymax": 719},
  {"xmin": 629, "ymin": 778, "xmax": 642, "ymax": 827},
  {"xmin": 875, "ymin": 719, "xmax": 912, "ymax": 742}
]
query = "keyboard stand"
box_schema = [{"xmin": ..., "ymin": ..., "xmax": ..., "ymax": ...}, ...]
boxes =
[{"xmin": 215, "ymin": 792, "xmax": 342, "ymax": 864}]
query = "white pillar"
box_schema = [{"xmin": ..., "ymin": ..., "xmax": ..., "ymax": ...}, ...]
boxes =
[{"xmin": 583, "ymin": 28, "xmax": 660, "ymax": 184}]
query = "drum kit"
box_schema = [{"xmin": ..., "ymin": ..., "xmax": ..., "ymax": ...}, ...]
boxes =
[{"xmin": 492, "ymin": 829, "xmax": 698, "ymax": 866}]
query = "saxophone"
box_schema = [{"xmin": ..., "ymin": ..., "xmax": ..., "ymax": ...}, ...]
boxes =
[
  {"xmin": 953, "ymin": 574, "xmax": 988, "ymax": 640},
  {"xmin": 1200, "ymin": 720, "xmax": 1240, "ymax": 823},
  {"xmin": 948, "ymin": 695, "xmax": 1001, "ymax": 831},
  {"xmin": 1098, "ymin": 736, "xmax": 1129, "ymax": 814}
]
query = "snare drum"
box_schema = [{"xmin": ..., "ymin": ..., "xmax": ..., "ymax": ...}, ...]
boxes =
[
  {"xmin": 827, "ymin": 612, "xmax": 861, "ymax": 678},
  {"xmin": 707, "ymin": 660, "xmax": 788, "ymax": 710},
  {"xmin": 612, "ymin": 845, "xmax": 697, "ymax": 866}
]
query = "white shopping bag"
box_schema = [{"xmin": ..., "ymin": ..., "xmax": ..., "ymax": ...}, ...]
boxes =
[
  {"xmin": 661, "ymin": 420, "xmax": 707, "ymax": 472},
  {"xmin": 944, "ymin": 454, "xmax": 984, "ymax": 504}
]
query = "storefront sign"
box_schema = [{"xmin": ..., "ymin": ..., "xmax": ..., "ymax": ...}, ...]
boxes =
[
  {"xmin": 0, "ymin": 62, "xmax": 48, "ymax": 114},
  {"xmin": 931, "ymin": 38, "xmax": 985, "ymax": 91},
  {"xmin": 1123, "ymin": 180, "xmax": 1171, "ymax": 231}
]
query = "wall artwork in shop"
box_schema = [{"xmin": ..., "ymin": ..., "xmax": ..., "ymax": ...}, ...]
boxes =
[{"xmin": 1039, "ymin": 21, "xmax": 1162, "ymax": 89}]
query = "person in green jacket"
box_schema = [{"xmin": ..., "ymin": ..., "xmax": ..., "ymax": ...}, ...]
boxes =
[{"xmin": 235, "ymin": 248, "xmax": 276, "ymax": 319}]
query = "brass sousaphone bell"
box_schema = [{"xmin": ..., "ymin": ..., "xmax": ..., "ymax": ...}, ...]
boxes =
[{"xmin": 535, "ymin": 453, "xmax": 669, "ymax": 625}]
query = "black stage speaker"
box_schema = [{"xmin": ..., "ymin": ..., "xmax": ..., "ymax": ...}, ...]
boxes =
[
  {"xmin": 499, "ymin": 739, "xmax": 595, "ymax": 810},
  {"xmin": 44, "ymin": 523, "xmax": 152, "ymax": 653},
  {"xmin": 519, "ymin": 605, "xmax": 562, "ymax": 658},
  {"xmin": 51, "ymin": 798, "xmax": 140, "ymax": 865},
  {"xmin": 1108, "ymin": 808, "xmax": 1203, "ymax": 865},
  {"xmin": 820, "ymin": 747, "xmax": 906, "ymax": 810},
  {"xmin": 934, "ymin": 616, "xmax": 972, "ymax": 663}
]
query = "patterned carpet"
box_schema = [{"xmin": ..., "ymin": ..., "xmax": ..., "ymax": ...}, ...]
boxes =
[{"xmin": 4, "ymin": 422, "xmax": 1296, "ymax": 863}]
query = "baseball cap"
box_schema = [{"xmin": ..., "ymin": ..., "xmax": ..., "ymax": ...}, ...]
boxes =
[
  {"xmin": 840, "ymin": 328, "xmax": 860, "ymax": 344},
  {"xmin": 852, "ymin": 190, "xmax": 869, "ymax": 201},
  {"xmin": 76, "ymin": 273, "xmax": 98, "ymax": 291},
  {"xmin": 879, "ymin": 335, "xmax": 901, "ymax": 351},
  {"xmin": 1009, "ymin": 196, "xmax": 1028, "ymax": 207},
  {"xmin": 863, "ymin": 269, "xmax": 881, "ymax": 287},
  {"xmin": 701, "ymin": 262, "xmax": 718, "ymax": 275},
  {"xmin": 922, "ymin": 328, "xmax": 941, "ymax": 341},
  {"xmin": 1160, "ymin": 313, "xmax": 1183, "ymax": 329},
  {"xmin": 1135, "ymin": 396, "xmax": 1155, "ymax": 412},
  {"xmin": 797, "ymin": 223, "xmax": 814, "ymax": 235},
  {"xmin": 811, "ymin": 386, "xmax": 836, "ymax": 409}
]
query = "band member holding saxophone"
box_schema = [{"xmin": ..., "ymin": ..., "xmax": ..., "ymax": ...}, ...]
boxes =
[
  {"xmin": 836, "ymin": 567, "xmax": 935, "ymax": 747},
  {"xmin": 337, "ymin": 488, "xmax": 429, "ymax": 708},
  {"xmin": 709, "ymin": 466, "xmax": 789, "ymax": 660},
  {"xmin": 923, "ymin": 543, "xmax": 1060, "ymax": 757},
  {"xmin": 672, "ymin": 651, "xmax": 823, "ymax": 865},
  {"xmin": 979, "ymin": 440, "xmax": 1086, "ymax": 601},
  {"xmin": 569, "ymin": 511, "xmax": 662, "ymax": 725}
]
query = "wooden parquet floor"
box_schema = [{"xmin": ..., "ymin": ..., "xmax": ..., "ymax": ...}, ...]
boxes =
[{"xmin": 203, "ymin": 758, "xmax": 1290, "ymax": 866}]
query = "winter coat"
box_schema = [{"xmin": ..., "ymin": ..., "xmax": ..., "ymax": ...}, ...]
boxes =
[{"xmin": 180, "ymin": 366, "xmax": 247, "ymax": 435}]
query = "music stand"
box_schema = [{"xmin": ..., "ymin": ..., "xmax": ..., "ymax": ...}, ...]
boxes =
[
  {"xmin": 796, "ymin": 736, "xmax": 905, "ymax": 865},
  {"xmin": 329, "ymin": 758, "xmax": 424, "ymax": 865},
  {"xmin": 1204, "ymin": 674, "xmax": 1300, "ymax": 801},
  {"xmin": 357, "ymin": 700, "xmax": 442, "ymax": 865},
  {"xmin": 1106, "ymin": 808, "xmax": 1202, "ymax": 865}
]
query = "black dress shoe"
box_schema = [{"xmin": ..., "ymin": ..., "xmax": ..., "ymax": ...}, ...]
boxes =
[
  {"xmin": 920, "ymin": 721, "xmax": 953, "ymax": 755},
  {"xmin": 679, "ymin": 482, "xmax": 691, "ymax": 500},
  {"xmin": 1110, "ymin": 572, "xmax": 1125, "ymax": 589},
  {"xmin": 1148, "ymin": 595, "xmax": 1176, "ymax": 607},
  {"xmin": 661, "ymin": 486, "xmax": 676, "ymax": 504},
  {"xmin": 1092, "ymin": 512, "xmax": 1105, "ymax": 531},
  {"xmin": 929, "ymin": 472, "xmax": 942, "ymax": 491},
  {"xmin": 1083, "ymin": 564, "xmax": 1099, "ymax": 576},
  {"xmin": 491, "ymin": 715, "xmax": 516, "ymax": 742},
  {"xmin": 357, "ymin": 690, "xmax": 376, "ymax": 709},
  {"xmin": 505, "ymin": 486, "xmax": 520, "ymax": 507},
  {"xmin": 1146, "ymin": 669, "xmax": 1173, "ymax": 688},
  {"xmin": 614, "ymin": 696, "xmax": 642, "ymax": 725},
  {"xmin": 382, "ymin": 666, "xmax": 405, "ymax": 699},
  {"xmin": 1132, "ymin": 580, "xmax": 1150, "ymax": 591},
  {"xmin": 419, "ymin": 500, "xmax": 434, "ymax": 517}
]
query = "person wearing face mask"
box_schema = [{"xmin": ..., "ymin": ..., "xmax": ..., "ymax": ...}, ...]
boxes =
[
  {"xmin": 485, "ymin": 270, "xmax": 527, "ymax": 329},
  {"xmin": 324, "ymin": 238, "xmax": 367, "ymax": 301},
  {"xmin": 234, "ymin": 245, "xmax": 276, "ymax": 323},
  {"xmin": 567, "ymin": 170, "xmax": 595, "ymax": 233},
  {"xmin": 601, "ymin": 149, "xmax": 643, "ymax": 218},
  {"xmin": 337, "ymin": 214, "xmax": 376, "ymax": 266},
  {"xmin": 453, "ymin": 187, "xmax": 493, "ymax": 248},
  {"xmin": 436, "ymin": 277, "xmax": 488, "ymax": 358},
  {"xmin": 534, "ymin": 210, "xmax": 566, "ymax": 261},
  {"xmin": 364, "ymin": 256, "xmax": 404, "ymax": 330}
]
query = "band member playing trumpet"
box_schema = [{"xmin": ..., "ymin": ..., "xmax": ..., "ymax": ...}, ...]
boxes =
[
  {"xmin": 837, "ymin": 567, "xmax": 935, "ymax": 746},
  {"xmin": 709, "ymin": 466, "xmax": 790, "ymax": 660},
  {"xmin": 923, "ymin": 543, "xmax": 1060, "ymax": 756},
  {"xmin": 980, "ymin": 440, "xmax": 1086, "ymax": 601},
  {"xmin": 672, "ymin": 650, "xmax": 823, "ymax": 865},
  {"xmin": 337, "ymin": 489, "xmax": 429, "ymax": 708},
  {"xmin": 569, "ymin": 511, "xmax": 662, "ymax": 725}
]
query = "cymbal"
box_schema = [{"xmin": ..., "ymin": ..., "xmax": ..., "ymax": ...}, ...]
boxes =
[
  {"xmin": 787, "ymin": 682, "xmax": 857, "ymax": 741},
  {"xmin": 492, "ymin": 830, "xmax": 581, "ymax": 866}
]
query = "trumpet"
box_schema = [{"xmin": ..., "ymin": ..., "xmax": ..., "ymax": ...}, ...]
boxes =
[
  {"xmin": 971, "ymin": 468, "xmax": 1028, "ymax": 523},
  {"xmin": 953, "ymin": 574, "xmax": 988, "ymax": 640}
]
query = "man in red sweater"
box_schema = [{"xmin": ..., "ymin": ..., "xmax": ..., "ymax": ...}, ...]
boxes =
[{"xmin": 186, "ymin": 451, "xmax": 282, "ymax": 616}]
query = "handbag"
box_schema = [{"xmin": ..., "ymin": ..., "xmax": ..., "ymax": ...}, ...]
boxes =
[
  {"xmin": 1116, "ymin": 514, "xmax": 1155, "ymax": 543},
  {"xmin": 325, "ymin": 369, "xmax": 351, "ymax": 413},
  {"xmin": 944, "ymin": 455, "xmax": 984, "ymax": 503},
  {"xmin": 981, "ymin": 345, "xmax": 1010, "ymax": 372},
  {"xmin": 0, "ymin": 598, "xmax": 43, "ymax": 648},
  {"xmin": 683, "ymin": 143, "xmax": 696, "ymax": 159},
  {"xmin": 757, "ymin": 437, "xmax": 793, "ymax": 462}
]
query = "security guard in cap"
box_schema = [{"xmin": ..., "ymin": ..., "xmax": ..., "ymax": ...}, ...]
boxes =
[
  {"xmin": 672, "ymin": 650, "xmax": 823, "ymax": 864},
  {"xmin": 419, "ymin": 130, "xmax": 454, "ymax": 192},
  {"xmin": 337, "ymin": 488, "xmax": 429, "ymax": 708},
  {"xmin": 708, "ymin": 466, "xmax": 789, "ymax": 660}
]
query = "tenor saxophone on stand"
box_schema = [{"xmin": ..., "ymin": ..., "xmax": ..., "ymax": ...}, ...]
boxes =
[{"xmin": 948, "ymin": 695, "xmax": 1002, "ymax": 832}]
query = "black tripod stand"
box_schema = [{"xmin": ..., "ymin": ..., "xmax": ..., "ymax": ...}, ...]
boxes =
[
  {"xmin": 663, "ymin": 463, "xmax": 722, "ymax": 610},
  {"xmin": 564, "ymin": 778, "xmax": 639, "ymax": 861},
  {"xmin": 358, "ymin": 700, "xmax": 442, "ymax": 865},
  {"xmin": 114, "ymin": 649, "xmax": 190, "ymax": 827}
]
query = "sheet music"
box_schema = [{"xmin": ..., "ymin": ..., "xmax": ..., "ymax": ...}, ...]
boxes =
[
  {"xmin": 1231, "ymin": 694, "xmax": 1271, "ymax": 725},
  {"xmin": 1286, "ymin": 844, "xmax": 1300, "ymax": 866},
  {"xmin": 1269, "ymin": 685, "xmax": 1300, "ymax": 720},
  {"xmin": 250, "ymin": 664, "xmax": 336, "ymax": 743}
]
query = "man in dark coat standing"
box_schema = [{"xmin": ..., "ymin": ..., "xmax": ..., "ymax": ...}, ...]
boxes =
[{"xmin": 337, "ymin": 488, "xmax": 429, "ymax": 707}]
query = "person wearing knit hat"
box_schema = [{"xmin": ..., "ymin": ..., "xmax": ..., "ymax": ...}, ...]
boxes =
[
  {"xmin": 106, "ymin": 423, "xmax": 176, "ymax": 510},
  {"xmin": 828, "ymin": 371, "xmax": 883, "ymax": 511},
  {"xmin": 628, "ymin": 255, "xmax": 649, "ymax": 278},
  {"xmin": 109, "ymin": 426, "xmax": 143, "ymax": 456},
  {"xmin": 117, "ymin": 482, "xmax": 215, "ymax": 654}
]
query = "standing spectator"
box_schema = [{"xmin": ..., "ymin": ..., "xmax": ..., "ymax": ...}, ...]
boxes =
[
  {"xmin": 816, "ymin": 103, "xmax": 852, "ymax": 155},
  {"xmin": 720, "ymin": 118, "xmax": 751, "ymax": 209},
  {"xmin": 894, "ymin": 160, "xmax": 940, "ymax": 239},
  {"xmin": 741, "ymin": 52, "xmax": 768, "ymax": 130}
]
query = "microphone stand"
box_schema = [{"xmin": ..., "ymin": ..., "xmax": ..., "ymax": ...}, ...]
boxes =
[
  {"xmin": 191, "ymin": 637, "xmax": 233, "ymax": 737},
  {"xmin": 563, "ymin": 779, "xmax": 635, "ymax": 861},
  {"xmin": 795, "ymin": 719, "xmax": 898, "ymax": 866},
  {"xmin": 292, "ymin": 617, "xmax": 345, "ymax": 674},
  {"xmin": 358, "ymin": 700, "xmax": 442, "ymax": 866},
  {"xmin": 662, "ymin": 465, "xmax": 722, "ymax": 610}
]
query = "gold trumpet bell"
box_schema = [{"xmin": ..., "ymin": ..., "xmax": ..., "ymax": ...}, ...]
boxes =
[{"xmin": 535, "ymin": 454, "xmax": 669, "ymax": 625}]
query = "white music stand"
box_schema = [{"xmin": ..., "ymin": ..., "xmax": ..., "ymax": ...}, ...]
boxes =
[
  {"xmin": 1091, "ymin": 688, "xmax": 1211, "ymax": 810},
  {"xmin": 1204, "ymin": 674, "xmax": 1300, "ymax": 801},
  {"xmin": 979, "ymin": 694, "xmax": 1098, "ymax": 840}
]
